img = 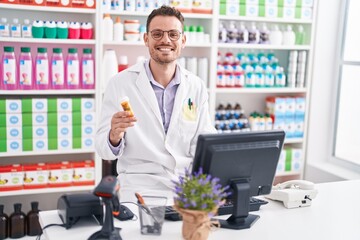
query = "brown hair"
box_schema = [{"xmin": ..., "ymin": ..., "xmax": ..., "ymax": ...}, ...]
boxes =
[{"xmin": 146, "ymin": 5, "xmax": 185, "ymax": 33}]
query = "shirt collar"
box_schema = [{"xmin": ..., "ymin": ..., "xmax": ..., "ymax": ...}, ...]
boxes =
[{"xmin": 144, "ymin": 59, "xmax": 181, "ymax": 88}]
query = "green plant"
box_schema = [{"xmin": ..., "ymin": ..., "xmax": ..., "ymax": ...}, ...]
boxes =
[{"xmin": 173, "ymin": 168, "xmax": 231, "ymax": 213}]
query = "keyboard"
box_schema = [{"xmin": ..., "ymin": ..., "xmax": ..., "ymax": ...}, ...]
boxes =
[{"xmin": 165, "ymin": 197, "xmax": 268, "ymax": 221}]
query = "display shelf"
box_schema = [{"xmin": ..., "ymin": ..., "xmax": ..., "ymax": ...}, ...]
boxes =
[
  {"xmin": 102, "ymin": 10, "xmax": 213, "ymax": 19},
  {"xmin": 284, "ymin": 138, "xmax": 304, "ymax": 144},
  {"xmin": 275, "ymin": 171, "xmax": 302, "ymax": 177},
  {"xmin": 218, "ymin": 15, "xmax": 313, "ymax": 24},
  {"xmin": 0, "ymin": 185, "xmax": 94, "ymax": 197},
  {"xmin": 102, "ymin": 40, "xmax": 212, "ymax": 48},
  {"xmin": 0, "ymin": 89, "xmax": 96, "ymax": 95},
  {"xmin": 0, "ymin": 149, "xmax": 95, "ymax": 158},
  {"xmin": 0, "ymin": 3, "xmax": 96, "ymax": 13},
  {"xmin": 0, "ymin": 37, "xmax": 96, "ymax": 44},
  {"xmin": 217, "ymin": 43, "xmax": 311, "ymax": 50},
  {"xmin": 215, "ymin": 87, "xmax": 307, "ymax": 94}
]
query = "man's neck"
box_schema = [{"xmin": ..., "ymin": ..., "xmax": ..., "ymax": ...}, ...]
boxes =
[{"xmin": 149, "ymin": 60, "xmax": 177, "ymax": 88}]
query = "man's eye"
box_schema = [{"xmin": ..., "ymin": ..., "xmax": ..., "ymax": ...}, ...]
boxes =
[
  {"xmin": 169, "ymin": 32, "xmax": 179, "ymax": 38},
  {"xmin": 152, "ymin": 32, "xmax": 162, "ymax": 38}
]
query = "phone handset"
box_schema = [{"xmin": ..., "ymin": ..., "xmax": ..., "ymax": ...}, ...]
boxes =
[{"xmin": 274, "ymin": 180, "xmax": 315, "ymax": 190}]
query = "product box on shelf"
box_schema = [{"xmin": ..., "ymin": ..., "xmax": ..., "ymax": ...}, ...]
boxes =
[
  {"xmin": 48, "ymin": 161, "xmax": 72, "ymax": 187},
  {"xmin": 70, "ymin": 0, "xmax": 96, "ymax": 9},
  {"xmin": 18, "ymin": 0, "xmax": 46, "ymax": 5},
  {"xmin": 81, "ymin": 137, "xmax": 94, "ymax": 149},
  {"xmin": 0, "ymin": 0, "xmax": 18, "ymax": 4},
  {"xmin": 23, "ymin": 163, "xmax": 48, "ymax": 189},
  {"xmin": 0, "ymin": 164, "xmax": 23, "ymax": 191},
  {"xmin": 284, "ymin": 148, "xmax": 303, "ymax": 172},
  {"xmin": 72, "ymin": 160, "xmax": 95, "ymax": 186},
  {"xmin": 45, "ymin": 0, "xmax": 71, "ymax": 7},
  {"xmin": 276, "ymin": 149, "xmax": 286, "ymax": 173}
]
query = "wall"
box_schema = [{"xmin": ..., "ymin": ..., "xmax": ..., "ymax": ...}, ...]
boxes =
[{"xmin": 305, "ymin": 0, "xmax": 360, "ymax": 182}]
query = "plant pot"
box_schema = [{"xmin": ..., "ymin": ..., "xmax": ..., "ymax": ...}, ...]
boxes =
[{"xmin": 174, "ymin": 205, "xmax": 219, "ymax": 240}]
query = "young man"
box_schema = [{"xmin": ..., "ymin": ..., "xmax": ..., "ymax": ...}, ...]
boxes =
[{"xmin": 95, "ymin": 6, "xmax": 215, "ymax": 200}]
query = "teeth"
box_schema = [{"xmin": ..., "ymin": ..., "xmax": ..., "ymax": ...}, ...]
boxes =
[{"xmin": 158, "ymin": 48, "xmax": 171, "ymax": 51}]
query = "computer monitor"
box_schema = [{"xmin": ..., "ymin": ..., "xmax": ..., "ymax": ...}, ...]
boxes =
[{"xmin": 192, "ymin": 130, "xmax": 285, "ymax": 230}]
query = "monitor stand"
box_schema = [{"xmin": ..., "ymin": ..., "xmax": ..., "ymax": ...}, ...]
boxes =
[{"xmin": 217, "ymin": 179, "xmax": 259, "ymax": 230}]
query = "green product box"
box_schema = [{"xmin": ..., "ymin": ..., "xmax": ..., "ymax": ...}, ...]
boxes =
[
  {"xmin": 72, "ymin": 125, "xmax": 82, "ymax": 138},
  {"xmin": 48, "ymin": 138, "xmax": 58, "ymax": 150},
  {"xmin": 72, "ymin": 98, "xmax": 81, "ymax": 113},
  {"xmin": 22, "ymin": 126, "xmax": 33, "ymax": 139},
  {"xmin": 0, "ymin": 127, "xmax": 6, "ymax": 140},
  {"xmin": 0, "ymin": 114, "xmax": 6, "ymax": 128},
  {"xmin": 285, "ymin": 148, "xmax": 292, "ymax": 171},
  {"xmin": 48, "ymin": 125, "xmax": 58, "ymax": 140},
  {"xmin": 0, "ymin": 139, "xmax": 6, "ymax": 152},
  {"xmin": 72, "ymin": 112, "xmax": 82, "ymax": 126},
  {"xmin": 22, "ymin": 113, "xmax": 33, "ymax": 126},
  {"xmin": 21, "ymin": 98, "xmax": 32, "ymax": 113},
  {"xmin": 73, "ymin": 137, "xmax": 82, "ymax": 149},
  {"xmin": 47, "ymin": 98, "xmax": 57, "ymax": 113},
  {"xmin": 48, "ymin": 113, "xmax": 58, "ymax": 126},
  {"xmin": 0, "ymin": 99, "xmax": 5, "ymax": 114},
  {"xmin": 22, "ymin": 138, "xmax": 33, "ymax": 151}
]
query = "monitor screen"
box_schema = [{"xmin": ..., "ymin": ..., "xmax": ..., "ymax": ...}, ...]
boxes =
[{"xmin": 192, "ymin": 130, "xmax": 285, "ymax": 230}]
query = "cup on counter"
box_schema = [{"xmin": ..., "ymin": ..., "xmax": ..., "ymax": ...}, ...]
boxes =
[{"xmin": 138, "ymin": 196, "xmax": 167, "ymax": 235}]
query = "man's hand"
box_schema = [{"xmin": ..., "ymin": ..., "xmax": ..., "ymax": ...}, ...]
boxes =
[{"xmin": 109, "ymin": 111, "xmax": 137, "ymax": 146}]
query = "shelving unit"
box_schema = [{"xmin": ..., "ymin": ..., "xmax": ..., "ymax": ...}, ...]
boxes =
[
  {"xmin": 0, "ymin": 1, "xmax": 318, "ymax": 212},
  {"xmin": 0, "ymin": 3, "xmax": 99, "ymax": 213}
]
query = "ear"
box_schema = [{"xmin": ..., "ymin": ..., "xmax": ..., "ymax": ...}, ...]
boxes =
[
  {"xmin": 144, "ymin": 33, "xmax": 149, "ymax": 47},
  {"xmin": 181, "ymin": 33, "xmax": 186, "ymax": 49}
]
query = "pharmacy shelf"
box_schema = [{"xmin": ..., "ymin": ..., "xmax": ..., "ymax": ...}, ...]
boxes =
[
  {"xmin": 0, "ymin": 37, "xmax": 96, "ymax": 44},
  {"xmin": 218, "ymin": 15, "xmax": 313, "ymax": 24},
  {"xmin": 0, "ymin": 149, "xmax": 95, "ymax": 158},
  {"xmin": 0, "ymin": 89, "xmax": 96, "ymax": 95},
  {"xmin": 215, "ymin": 87, "xmax": 307, "ymax": 94},
  {"xmin": 102, "ymin": 10, "xmax": 213, "ymax": 19},
  {"xmin": 284, "ymin": 138, "xmax": 304, "ymax": 144},
  {"xmin": 0, "ymin": 3, "xmax": 96, "ymax": 14},
  {"xmin": 275, "ymin": 171, "xmax": 302, "ymax": 177},
  {"xmin": 0, "ymin": 185, "xmax": 94, "ymax": 197},
  {"xmin": 102, "ymin": 40, "xmax": 212, "ymax": 48},
  {"xmin": 217, "ymin": 43, "xmax": 311, "ymax": 50}
]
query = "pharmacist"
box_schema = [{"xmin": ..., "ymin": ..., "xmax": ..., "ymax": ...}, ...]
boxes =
[{"xmin": 95, "ymin": 6, "xmax": 215, "ymax": 201}]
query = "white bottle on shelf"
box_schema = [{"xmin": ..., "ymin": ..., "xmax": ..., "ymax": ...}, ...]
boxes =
[
  {"xmin": 102, "ymin": 49, "xmax": 118, "ymax": 92},
  {"xmin": 113, "ymin": 16, "xmax": 124, "ymax": 41},
  {"xmin": 0, "ymin": 18, "xmax": 10, "ymax": 37},
  {"xmin": 282, "ymin": 25, "xmax": 296, "ymax": 46},
  {"xmin": 11, "ymin": 18, "xmax": 21, "ymax": 38},
  {"xmin": 269, "ymin": 24, "xmax": 282, "ymax": 45},
  {"xmin": 22, "ymin": 19, "xmax": 32, "ymax": 38},
  {"xmin": 102, "ymin": 14, "xmax": 114, "ymax": 41}
]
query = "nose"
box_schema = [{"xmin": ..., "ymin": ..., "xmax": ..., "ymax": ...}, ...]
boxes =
[{"xmin": 161, "ymin": 31, "xmax": 172, "ymax": 42}]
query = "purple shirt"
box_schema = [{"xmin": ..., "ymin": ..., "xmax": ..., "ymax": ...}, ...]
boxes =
[
  {"xmin": 144, "ymin": 60, "xmax": 181, "ymax": 133},
  {"xmin": 108, "ymin": 60, "xmax": 181, "ymax": 154}
]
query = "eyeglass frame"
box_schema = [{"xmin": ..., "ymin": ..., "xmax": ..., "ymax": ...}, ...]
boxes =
[{"xmin": 149, "ymin": 29, "xmax": 183, "ymax": 41}]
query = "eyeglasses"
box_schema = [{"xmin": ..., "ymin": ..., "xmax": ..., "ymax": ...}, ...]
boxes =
[{"xmin": 150, "ymin": 29, "xmax": 182, "ymax": 41}]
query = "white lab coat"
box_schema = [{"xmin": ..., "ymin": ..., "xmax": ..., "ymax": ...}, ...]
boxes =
[{"xmin": 95, "ymin": 60, "xmax": 216, "ymax": 201}]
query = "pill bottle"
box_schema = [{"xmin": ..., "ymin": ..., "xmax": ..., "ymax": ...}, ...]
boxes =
[{"xmin": 120, "ymin": 96, "xmax": 135, "ymax": 117}]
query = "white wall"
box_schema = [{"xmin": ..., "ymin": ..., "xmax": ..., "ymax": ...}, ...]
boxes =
[{"xmin": 305, "ymin": 0, "xmax": 360, "ymax": 182}]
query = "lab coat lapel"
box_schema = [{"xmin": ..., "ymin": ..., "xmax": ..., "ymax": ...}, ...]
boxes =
[
  {"xmin": 135, "ymin": 66, "xmax": 164, "ymax": 129},
  {"xmin": 167, "ymin": 68, "xmax": 188, "ymax": 137}
]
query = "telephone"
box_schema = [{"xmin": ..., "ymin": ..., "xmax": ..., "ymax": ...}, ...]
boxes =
[{"xmin": 266, "ymin": 180, "xmax": 318, "ymax": 209}]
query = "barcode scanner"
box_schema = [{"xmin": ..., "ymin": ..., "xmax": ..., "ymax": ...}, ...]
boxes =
[{"xmin": 88, "ymin": 176, "xmax": 122, "ymax": 240}]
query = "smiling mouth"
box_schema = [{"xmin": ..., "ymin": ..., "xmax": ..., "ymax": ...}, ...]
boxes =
[{"xmin": 156, "ymin": 46, "xmax": 174, "ymax": 52}]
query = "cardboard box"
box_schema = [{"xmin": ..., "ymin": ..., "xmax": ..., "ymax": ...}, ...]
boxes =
[
  {"xmin": 48, "ymin": 161, "xmax": 72, "ymax": 187},
  {"xmin": 45, "ymin": 0, "xmax": 71, "ymax": 7},
  {"xmin": 72, "ymin": 160, "xmax": 95, "ymax": 186},
  {"xmin": 6, "ymin": 99, "xmax": 21, "ymax": 114},
  {"xmin": 70, "ymin": 0, "xmax": 96, "ymax": 9},
  {"xmin": 23, "ymin": 163, "xmax": 48, "ymax": 189},
  {"xmin": 18, "ymin": 0, "xmax": 46, "ymax": 5},
  {"xmin": 0, "ymin": 164, "xmax": 23, "ymax": 191}
]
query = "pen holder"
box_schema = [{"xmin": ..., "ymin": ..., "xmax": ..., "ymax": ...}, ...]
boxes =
[{"xmin": 138, "ymin": 196, "xmax": 167, "ymax": 235}]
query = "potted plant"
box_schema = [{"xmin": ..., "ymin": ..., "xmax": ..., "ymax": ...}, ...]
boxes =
[{"xmin": 173, "ymin": 168, "xmax": 231, "ymax": 240}]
